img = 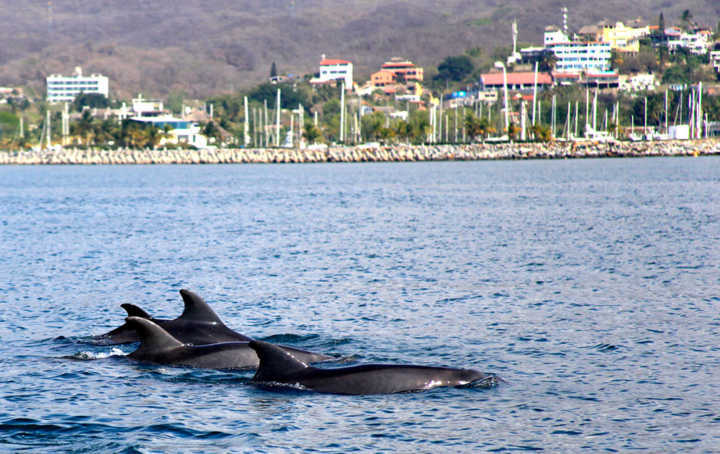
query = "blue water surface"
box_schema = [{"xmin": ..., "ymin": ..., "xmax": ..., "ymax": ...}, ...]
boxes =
[{"xmin": 0, "ymin": 158, "xmax": 719, "ymax": 452}]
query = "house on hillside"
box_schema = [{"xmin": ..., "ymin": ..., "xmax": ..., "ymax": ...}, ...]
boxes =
[
  {"xmin": 310, "ymin": 55, "xmax": 353, "ymax": 89},
  {"xmin": 367, "ymin": 58, "xmax": 424, "ymax": 95},
  {"xmin": 667, "ymin": 28, "xmax": 712, "ymax": 55},
  {"xmin": 601, "ymin": 21, "xmax": 651, "ymax": 54},
  {"xmin": 710, "ymin": 48, "xmax": 720, "ymax": 73},
  {"xmin": 619, "ymin": 73, "xmax": 656, "ymax": 91}
]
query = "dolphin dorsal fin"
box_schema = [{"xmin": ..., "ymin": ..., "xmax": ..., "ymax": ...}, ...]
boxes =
[
  {"xmin": 178, "ymin": 289, "xmax": 224, "ymax": 324},
  {"xmin": 125, "ymin": 316, "xmax": 184, "ymax": 353},
  {"xmin": 249, "ymin": 340, "xmax": 310, "ymax": 382},
  {"xmin": 121, "ymin": 303, "xmax": 151, "ymax": 319}
]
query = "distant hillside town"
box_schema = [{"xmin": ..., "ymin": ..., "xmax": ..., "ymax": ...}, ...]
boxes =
[{"xmin": 1, "ymin": 9, "xmax": 720, "ymax": 150}]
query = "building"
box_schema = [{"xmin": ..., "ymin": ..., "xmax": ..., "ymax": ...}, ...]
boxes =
[
  {"xmin": 667, "ymin": 29, "xmax": 712, "ymax": 55},
  {"xmin": 311, "ymin": 55, "xmax": 353, "ymax": 88},
  {"xmin": 619, "ymin": 73, "xmax": 656, "ymax": 91},
  {"xmin": 130, "ymin": 116, "xmax": 208, "ymax": 148},
  {"xmin": 370, "ymin": 58, "xmax": 424, "ymax": 92},
  {"xmin": 711, "ymin": 50, "xmax": 720, "ymax": 73},
  {"xmin": 519, "ymin": 46, "xmax": 552, "ymax": 65},
  {"xmin": 46, "ymin": 67, "xmax": 109, "ymax": 103},
  {"xmin": 601, "ymin": 21, "xmax": 651, "ymax": 53},
  {"xmin": 551, "ymin": 71, "xmax": 581, "ymax": 86},
  {"xmin": 131, "ymin": 94, "xmax": 164, "ymax": 117},
  {"xmin": 542, "ymin": 28, "xmax": 612, "ymax": 73},
  {"xmin": 583, "ymin": 72, "xmax": 619, "ymax": 89},
  {"xmin": 479, "ymin": 71, "xmax": 553, "ymax": 91}
]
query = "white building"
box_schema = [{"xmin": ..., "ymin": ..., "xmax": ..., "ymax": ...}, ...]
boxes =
[
  {"xmin": 711, "ymin": 50, "xmax": 720, "ymax": 73},
  {"xmin": 619, "ymin": 73, "xmax": 656, "ymax": 92},
  {"xmin": 667, "ymin": 30, "xmax": 711, "ymax": 55},
  {"xmin": 46, "ymin": 67, "xmax": 109, "ymax": 103},
  {"xmin": 311, "ymin": 55, "xmax": 353, "ymax": 88},
  {"xmin": 130, "ymin": 116, "xmax": 208, "ymax": 148},
  {"xmin": 544, "ymin": 28, "xmax": 612, "ymax": 73},
  {"xmin": 131, "ymin": 94, "xmax": 164, "ymax": 116}
]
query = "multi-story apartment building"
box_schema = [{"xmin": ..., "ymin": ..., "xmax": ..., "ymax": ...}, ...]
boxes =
[
  {"xmin": 46, "ymin": 67, "xmax": 109, "ymax": 103},
  {"xmin": 544, "ymin": 28, "xmax": 612, "ymax": 73}
]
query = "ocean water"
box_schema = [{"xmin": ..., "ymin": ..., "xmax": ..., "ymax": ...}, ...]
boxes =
[{"xmin": 0, "ymin": 158, "xmax": 719, "ymax": 452}]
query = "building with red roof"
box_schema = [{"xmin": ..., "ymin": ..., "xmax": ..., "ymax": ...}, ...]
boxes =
[
  {"xmin": 311, "ymin": 54, "xmax": 353, "ymax": 89},
  {"xmin": 479, "ymin": 71, "xmax": 553, "ymax": 91},
  {"xmin": 367, "ymin": 58, "xmax": 424, "ymax": 94}
]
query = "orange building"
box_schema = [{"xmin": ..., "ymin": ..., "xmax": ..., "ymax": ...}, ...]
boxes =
[{"xmin": 370, "ymin": 58, "xmax": 424, "ymax": 91}]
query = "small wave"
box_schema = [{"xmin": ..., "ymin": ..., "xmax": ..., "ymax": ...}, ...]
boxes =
[
  {"xmin": 587, "ymin": 343, "xmax": 622, "ymax": 352},
  {"xmin": 260, "ymin": 333, "xmax": 319, "ymax": 343},
  {"xmin": 253, "ymin": 380, "xmax": 312, "ymax": 393},
  {"xmin": 65, "ymin": 348, "xmax": 127, "ymax": 360}
]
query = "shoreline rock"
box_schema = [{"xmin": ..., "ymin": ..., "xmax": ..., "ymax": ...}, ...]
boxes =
[{"xmin": 1, "ymin": 140, "xmax": 718, "ymax": 165}]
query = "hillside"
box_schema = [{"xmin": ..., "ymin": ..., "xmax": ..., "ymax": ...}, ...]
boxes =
[{"xmin": 1, "ymin": 0, "xmax": 718, "ymax": 99}]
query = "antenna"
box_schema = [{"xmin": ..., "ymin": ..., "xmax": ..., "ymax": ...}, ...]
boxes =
[
  {"xmin": 512, "ymin": 19, "xmax": 518, "ymax": 55},
  {"xmin": 562, "ymin": 6, "xmax": 568, "ymax": 36},
  {"xmin": 47, "ymin": 1, "xmax": 54, "ymax": 35}
]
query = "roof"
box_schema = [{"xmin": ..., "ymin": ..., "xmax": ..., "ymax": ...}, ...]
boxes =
[
  {"xmin": 578, "ymin": 25, "xmax": 601, "ymax": 35},
  {"xmin": 586, "ymin": 72, "xmax": 619, "ymax": 78},
  {"xmin": 552, "ymin": 71, "xmax": 581, "ymax": 79},
  {"xmin": 481, "ymin": 71, "xmax": 553, "ymax": 86},
  {"xmin": 382, "ymin": 61, "xmax": 415, "ymax": 68},
  {"xmin": 320, "ymin": 58, "xmax": 351, "ymax": 66}
]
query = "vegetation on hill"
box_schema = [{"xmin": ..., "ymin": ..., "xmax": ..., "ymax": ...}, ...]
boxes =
[{"xmin": 0, "ymin": 0, "xmax": 718, "ymax": 98}]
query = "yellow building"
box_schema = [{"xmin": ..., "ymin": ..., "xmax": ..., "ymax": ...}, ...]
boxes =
[{"xmin": 601, "ymin": 22, "xmax": 651, "ymax": 53}]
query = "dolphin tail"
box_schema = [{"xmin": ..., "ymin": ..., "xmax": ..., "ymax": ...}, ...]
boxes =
[
  {"xmin": 178, "ymin": 289, "xmax": 224, "ymax": 324},
  {"xmin": 121, "ymin": 303, "xmax": 152, "ymax": 319},
  {"xmin": 249, "ymin": 340, "xmax": 311, "ymax": 382},
  {"xmin": 125, "ymin": 316, "xmax": 184, "ymax": 356}
]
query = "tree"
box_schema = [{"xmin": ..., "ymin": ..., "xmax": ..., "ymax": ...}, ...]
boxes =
[
  {"xmin": 74, "ymin": 109, "xmax": 95, "ymax": 145},
  {"xmin": 270, "ymin": 61, "xmax": 278, "ymax": 78},
  {"xmin": 507, "ymin": 122, "xmax": 521, "ymax": 141},
  {"xmin": 681, "ymin": 9, "xmax": 693, "ymax": 28},
  {"xmin": 538, "ymin": 51, "xmax": 557, "ymax": 72},
  {"xmin": 166, "ymin": 91, "xmax": 185, "ymax": 115},
  {"xmin": 530, "ymin": 124, "xmax": 552, "ymax": 142},
  {"xmin": 464, "ymin": 112, "xmax": 491, "ymax": 141},
  {"xmin": 435, "ymin": 55, "xmax": 474, "ymax": 82},
  {"xmin": 302, "ymin": 123, "xmax": 322, "ymax": 144},
  {"xmin": 73, "ymin": 92, "xmax": 109, "ymax": 112}
]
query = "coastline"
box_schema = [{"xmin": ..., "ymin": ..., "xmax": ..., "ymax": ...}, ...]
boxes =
[{"xmin": 1, "ymin": 139, "xmax": 719, "ymax": 165}]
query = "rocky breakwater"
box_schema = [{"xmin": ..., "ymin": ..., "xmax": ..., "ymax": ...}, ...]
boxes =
[{"xmin": 1, "ymin": 140, "xmax": 719, "ymax": 165}]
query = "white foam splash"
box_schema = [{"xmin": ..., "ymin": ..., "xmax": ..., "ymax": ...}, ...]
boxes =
[{"xmin": 74, "ymin": 348, "xmax": 127, "ymax": 360}]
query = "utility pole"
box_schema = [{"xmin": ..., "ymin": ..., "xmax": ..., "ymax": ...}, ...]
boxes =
[
  {"xmin": 244, "ymin": 96, "xmax": 249, "ymax": 147},
  {"xmin": 339, "ymin": 81, "xmax": 345, "ymax": 143},
  {"xmin": 275, "ymin": 89, "xmax": 281, "ymax": 147},
  {"xmin": 46, "ymin": 109, "xmax": 51, "ymax": 149}
]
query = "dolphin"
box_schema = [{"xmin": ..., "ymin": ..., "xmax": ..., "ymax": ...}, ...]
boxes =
[
  {"xmin": 96, "ymin": 289, "xmax": 253, "ymax": 345},
  {"xmin": 248, "ymin": 340, "xmax": 497, "ymax": 395},
  {"xmin": 125, "ymin": 317, "xmax": 333, "ymax": 370}
]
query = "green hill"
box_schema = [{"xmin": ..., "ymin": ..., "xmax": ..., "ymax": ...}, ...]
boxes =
[{"xmin": 0, "ymin": 0, "xmax": 717, "ymax": 98}]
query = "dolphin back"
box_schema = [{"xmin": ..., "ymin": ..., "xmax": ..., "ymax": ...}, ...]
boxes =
[
  {"xmin": 249, "ymin": 340, "xmax": 311, "ymax": 382},
  {"xmin": 178, "ymin": 289, "xmax": 224, "ymax": 324},
  {"xmin": 121, "ymin": 303, "xmax": 152, "ymax": 319},
  {"xmin": 126, "ymin": 316, "xmax": 184, "ymax": 359}
]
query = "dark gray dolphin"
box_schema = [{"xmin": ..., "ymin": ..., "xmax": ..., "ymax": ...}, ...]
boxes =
[
  {"xmin": 125, "ymin": 317, "xmax": 333, "ymax": 369},
  {"xmin": 249, "ymin": 340, "xmax": 495, "ymax": 395},
  {"xmin": 97, "ymin": 289, "xmax": 252, "ymax": 345}
]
